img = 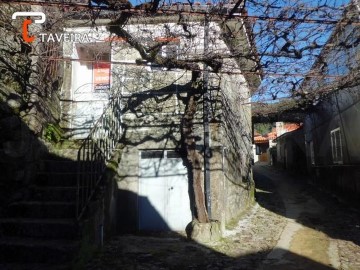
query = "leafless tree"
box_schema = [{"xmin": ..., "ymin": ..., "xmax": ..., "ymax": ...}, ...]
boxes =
[{"xmin": 0, "ymin": 0, "xmax": 358, "ymax": 222}]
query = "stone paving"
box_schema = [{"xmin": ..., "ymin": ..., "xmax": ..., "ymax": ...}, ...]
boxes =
[
  {"xmin": 255, "ymin": 164, "xmax": 360, "ymax": 270},
  {"xmin": 85, "ymin": 164, "xmax": 360, "ymax": 270},
  {"xmin": 311, "ymin": 192, "xmax": 360, "ymax": 270}
]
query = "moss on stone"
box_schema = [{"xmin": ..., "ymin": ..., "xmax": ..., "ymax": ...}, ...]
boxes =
[
  {"xmin": 43, "ymin": 123, "xmax": 63, "ymax": 143},
  {"xmin": 225, "ymin": 202, "xmax": 255, "ymax": 230},
  {"xmin": 249, "ymin": 184, "xmax": 256, "ymax": 205}
]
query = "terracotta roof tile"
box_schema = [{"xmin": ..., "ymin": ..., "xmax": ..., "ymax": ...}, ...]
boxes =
[{"xmin": 254, "ymin": 123, "xmax": 302, "ymax": 143}]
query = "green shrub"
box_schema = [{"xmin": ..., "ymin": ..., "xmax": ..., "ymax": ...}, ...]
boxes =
[{"xmin": 43, "ymin": 123, "xmax": 63, "ymax": 143}]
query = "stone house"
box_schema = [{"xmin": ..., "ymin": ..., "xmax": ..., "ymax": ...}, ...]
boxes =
[
  {"xmin": 274, "ymin": 126, "xmax": 306, "ymax": 172},
  {"xmin": 302, "ymin": 1, "xmax": 360, "ymax": 201},
  {"xmin": 253, "ymin": 122, "xmax": 301, "ymax": 165},
  {"xmin": 253, "ymin": 130, "xmax": 276, "ymax": 163},
  {"xmin": 60, "ymin": 4, "xmax": 261, "ymax": 232}
]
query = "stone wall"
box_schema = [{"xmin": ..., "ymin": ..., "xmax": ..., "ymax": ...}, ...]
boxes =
[
  {"xmin": 304, "ymin": 85, "xmax": 360, "ymax": 202},
  {"xmin": 0, "ymin": 101, "xmax": 48, "ymax": 214},
  {"xmin": 112, "ymin": 72, "xmax": 255, "ymax": 232},
  {"xmin": 210, "ymin": 74, "xmax": 254, "ymax": 227},
  {"xmin": 0, "ymin": 4, "xmax": 63, "ymax": 211},
  {"xmin": 58, "ymin": 18, "xmax": 256, "ymax": 232},
  {"xmin": 276, "ymin": 128, "xmax": 306, "ymax": 172}
]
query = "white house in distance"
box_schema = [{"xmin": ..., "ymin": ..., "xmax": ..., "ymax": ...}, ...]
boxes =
[{"xmin": 60, "ymin": 3, "xmax": 261, "ymax": 232}]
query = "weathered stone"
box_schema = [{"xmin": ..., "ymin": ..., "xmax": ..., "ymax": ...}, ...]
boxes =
[
  {"xmin": 22, "ymin": 112, "xmax": 43, "ymax": 135},
  {"xmin": 7, "ymin": 99, "xmax": 21, "ymax": 110},
  {"xmin": 186, "ymin": 219, "xmax": 222, "ymax": 244}
]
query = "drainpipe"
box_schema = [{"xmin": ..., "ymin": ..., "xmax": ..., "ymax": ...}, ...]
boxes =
[
  {"xmin": 203, "ymin": 14, "xmax": 211, "ymax": 219},
  {"xmin": 221, "ymin": 146, "xmax": 227, "ymax": 232}
]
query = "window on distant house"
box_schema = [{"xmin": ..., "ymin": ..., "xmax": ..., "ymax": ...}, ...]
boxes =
[
  {"xmin": 330, "ymin": 128, "xmax": 343, "ymax": 164},
  {"xmin": 255, "ymin": 145, "xmax": 261, "ymax": 155}
]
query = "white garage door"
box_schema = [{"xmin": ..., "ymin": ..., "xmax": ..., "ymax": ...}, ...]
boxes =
[{"xmin": 138, "ymin": 150, "xmax": 192, "ymax": 231}]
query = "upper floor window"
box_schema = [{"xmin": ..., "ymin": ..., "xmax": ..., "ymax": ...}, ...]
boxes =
[
  {"xmin": 330, "ymin": 127, "xmax": 343, "ymax": 164},
  {"xmin": 76, "ymin": 43, "xmax": 111, "ymax": 92}
]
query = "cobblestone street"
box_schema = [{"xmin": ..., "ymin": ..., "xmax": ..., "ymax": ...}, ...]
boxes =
[{"xmin": 86, "ymin": 163, "xmax": 360, "ymax": 270}]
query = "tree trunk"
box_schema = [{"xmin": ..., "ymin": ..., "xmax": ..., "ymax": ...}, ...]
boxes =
[{"xmin": 181, "ymin": 93, "xmax": 209, "ymax": 223}]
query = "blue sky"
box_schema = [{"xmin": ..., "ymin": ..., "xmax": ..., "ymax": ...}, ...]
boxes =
[{"xmin": 246, "ymin": 0, "xmax": 351, "ymax": 102}]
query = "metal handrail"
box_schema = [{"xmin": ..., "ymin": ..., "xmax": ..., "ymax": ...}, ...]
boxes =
[{"xmin": 76, "ymin": 95, "xmax": 122, "ymax": 220}]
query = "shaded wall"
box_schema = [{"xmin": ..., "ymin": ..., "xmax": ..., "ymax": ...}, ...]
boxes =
[
  {"xmin": 276, "ymin": 128, "xmax": 306, "ymax": 172},
  {"xmin": 211, "ymin": 73, "xmax": 254, "ymax": 227},
  {"xmin": 0, "ymin": 102, "xmax": 49, "ymax": 213},
  {"xmin": 0, "ymin": 5, "xmax": 63, "ymax": 212},
  {"xmin": 304, "ymin": 85, "xmax": 360, "ymax": 202}
]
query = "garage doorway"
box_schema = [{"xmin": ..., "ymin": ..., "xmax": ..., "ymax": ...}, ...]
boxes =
[{"xmin": 138, "ymin": 150, "xmax": 192, "ymax": 231}]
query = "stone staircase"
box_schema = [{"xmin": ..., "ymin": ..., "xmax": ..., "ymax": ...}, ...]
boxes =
[{"xmin": 0, "ymin": 156, "xmax": 80, "ymax": 269}]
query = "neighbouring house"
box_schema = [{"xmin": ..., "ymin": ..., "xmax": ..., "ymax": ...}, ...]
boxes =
[
  {"xmin": 302, "ymin": 0, "xmax": 360, "ymax": 201},
  {"xmin": 274, "ymin": 126, "xmax": 306, "ymax": 172},
  {"xmin": 60, "ymin": 3, "xmax": 261, "ymax": 232},
  {"xmin": 253, "ymin": 122, "xmax": 301, "ymax": 164},
  {"xmin": 253, "ymin": 130, "xmax": 276, "ymax": 163}
]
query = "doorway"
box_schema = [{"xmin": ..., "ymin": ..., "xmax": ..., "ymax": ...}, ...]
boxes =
[{"xmin": 138, "ymin": 150, "xmax": 192, "ymax": 231}]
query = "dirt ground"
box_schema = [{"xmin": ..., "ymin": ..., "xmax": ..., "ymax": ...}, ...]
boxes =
[{"xmin": 85, "ymin": 163, "xmax": 360, "ymax": 270}]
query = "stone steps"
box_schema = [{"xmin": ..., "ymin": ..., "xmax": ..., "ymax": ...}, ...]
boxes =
[
  {"xmin": 0, "ymin": 157, "xmax": 81, "ymax": 264},
  {"xmin": 39, "ymin": 159, "xmax": 78, "ymax": 173},
  {"xmin": 36, "ymin": 172, "xmax": 77, "ymax": 187},
  {"xmin": 6, "ymin": 201, "xmax": 76, "ymax": 219},
  {"xmin": 0, "ymin": 218, "xmax": 78, "ymax": 239},
  {"xmin": 30, "ymin": 186, "xmax": 77, "ymax": 202},
  {"xmin": 0, "ymin": 263, "xmax": 71, "ymax": 270},
  {"xmin": 0, "ymin": 237, "xmax": 79, "ymax": 264}
]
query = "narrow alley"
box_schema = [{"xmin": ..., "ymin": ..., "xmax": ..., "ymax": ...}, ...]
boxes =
[
  {"xmin": 86, "ymin": 163, "xmax": 360, "ymax": 270},
  {"xmin": 1, "ymin": 1, "xmax": 359, "ymax": 269}
]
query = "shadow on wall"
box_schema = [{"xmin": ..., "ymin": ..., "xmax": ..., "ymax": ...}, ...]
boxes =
[
  {"xmin": 0, "ymin": 101, "xmax": 48, "ymax": 215},
  {"xmin": 0, "ymin": 99, "xmax": 106, "ymax": 266},
  {"xmin": 116, "ymin": 189, "xmax": 170, "ymax": 232},
  {"xmin": 253, "ymin": 164, "xmax": 360, "ymax": 248},
  {"xmin": 310, "ymin": 166, "xmax": 360, "ymax": 203},
  {"xmin": 117, "ymin": 189, "xmax": 170, "ymax": 232}
]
